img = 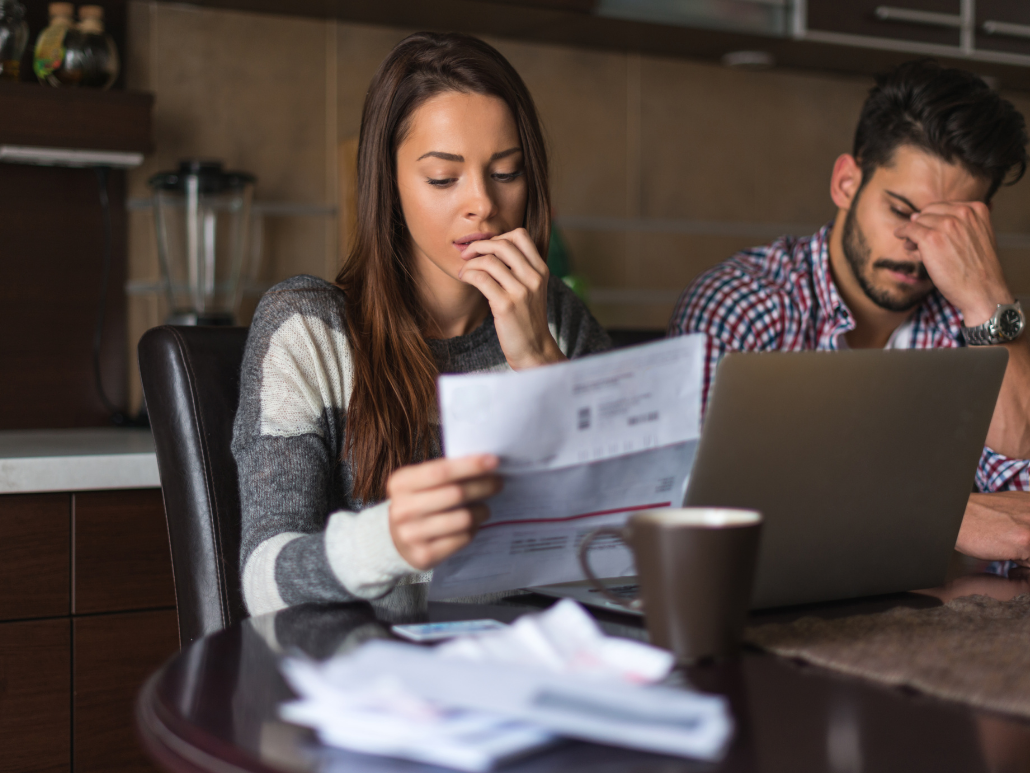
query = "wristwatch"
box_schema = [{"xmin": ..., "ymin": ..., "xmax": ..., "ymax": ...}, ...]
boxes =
[{"xmin": 961, "ymin": 301, "xmax": 1025, "ymax": 346}]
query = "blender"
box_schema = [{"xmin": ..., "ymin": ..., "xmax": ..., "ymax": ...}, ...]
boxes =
[{"xmin": 149, "ymin": 160, "xmax": 256, "ymax": 325}]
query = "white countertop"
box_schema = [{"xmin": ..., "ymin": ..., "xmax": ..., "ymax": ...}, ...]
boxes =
[{"xmin": 0, "ymin": 428, "xmax": 160, "ymax": 494}]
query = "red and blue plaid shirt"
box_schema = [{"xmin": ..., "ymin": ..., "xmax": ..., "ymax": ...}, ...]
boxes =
[{"xmin": 668, "ymin": 223, "xmax": 1030, "ymax": 494}]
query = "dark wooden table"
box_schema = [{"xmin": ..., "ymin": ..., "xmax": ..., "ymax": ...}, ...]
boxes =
[{"xmin": 136, "ymin": 558, "xmax": 1030, "ymax": 773}]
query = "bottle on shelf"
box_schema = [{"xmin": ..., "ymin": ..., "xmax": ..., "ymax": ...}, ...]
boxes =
[
  {"xmin": 0, "ymin": 0, "xmax": 28, "ymax": 81},
  {"xmin": 33, "ymin": 3, "xmax": 118, "ymax": 88},
  {"xmin": 32, "ymin": 2, "xmax": 75, "ymax": 85},
  {"xmin": 75, "ymin": 5, "xmax": 118, "ymax": 88}
]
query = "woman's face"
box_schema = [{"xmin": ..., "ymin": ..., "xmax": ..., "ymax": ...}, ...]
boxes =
[{"xmin": 396, "ymin": 90, "xmax": 527, "ymax": 286}]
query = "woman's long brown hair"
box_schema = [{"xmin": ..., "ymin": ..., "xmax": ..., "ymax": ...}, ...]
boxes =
[{"xmin": 336, "ymin": 32, "xmax": 551, "ymax": 502}]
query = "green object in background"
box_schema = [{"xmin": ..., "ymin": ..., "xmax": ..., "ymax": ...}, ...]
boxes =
[
  {"xmin": 562, "ymin": 274, "xmax": 589, "ymax": 299},
  {"xmin": 547, "ymin": 224, "xmax": 589, "ymax": 304},
  {"xmin": 546, "ymin": 225, "xmax": 571, "ymax": 277}
]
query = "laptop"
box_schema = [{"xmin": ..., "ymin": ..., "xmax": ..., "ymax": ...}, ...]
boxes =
[{"xmin": 532, "ymin": 347, "xmax": 1008, "ymax": 612}]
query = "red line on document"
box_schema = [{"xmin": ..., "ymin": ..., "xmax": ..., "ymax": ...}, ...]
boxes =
[{"xmin": 481, "ymin": 501, "xmax": 673, "ymax": 530}]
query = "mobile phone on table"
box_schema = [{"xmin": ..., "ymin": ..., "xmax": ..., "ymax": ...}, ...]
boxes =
[{"xmin": 390, "ymin": 619, "xmax": 508, "ymax": 643}]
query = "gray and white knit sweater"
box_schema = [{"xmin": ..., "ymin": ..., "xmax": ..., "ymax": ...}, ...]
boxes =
[{"xmin": 232, "ymin": 274, "xmax": 612, "ymax": 615}]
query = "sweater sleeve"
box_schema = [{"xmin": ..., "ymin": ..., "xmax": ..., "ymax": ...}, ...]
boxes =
[
  {"xmin": 232, "ymin": 276, "xmax": 420, "ymax": 616},
  {"xmin": 546, "ymin": 276, "xmax": 612, "ymax": 358}
]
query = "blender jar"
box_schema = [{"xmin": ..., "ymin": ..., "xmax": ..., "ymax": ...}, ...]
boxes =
[{"xmin": 149, "ymin": 160, "xmax": 256, "ymax": 325}]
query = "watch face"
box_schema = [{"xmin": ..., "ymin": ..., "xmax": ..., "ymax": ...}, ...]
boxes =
[{"xmin": 1000, "ymin": 308, "xmax": 1024, "ymax": 338}]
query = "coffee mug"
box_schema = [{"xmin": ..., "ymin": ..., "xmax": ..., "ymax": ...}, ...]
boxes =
[{"xmin": 578, "ymin": 508, "xmax": 763, "ymax": 662}]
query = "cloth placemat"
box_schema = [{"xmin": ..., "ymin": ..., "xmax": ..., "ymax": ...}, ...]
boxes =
[{"xmin": 745, "ymin": 594, "xmax": 1030, "ymax": 719}]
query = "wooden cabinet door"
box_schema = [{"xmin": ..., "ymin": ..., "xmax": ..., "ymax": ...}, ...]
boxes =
[
  {"xmin": 74, "ymin": 609, "xmax": 180, "ymax": 773},
  {"xmin": 0, "ymin": 493, "xmax": 69, "ymax": 621},
  {"xmin": 977, "ymin": 0, "xmax": 1030, "ymax": 54},
  {"xmin": 0, "ymin": 162, "xmax": 128, "ymax": 430},
  {"xmin": 807, "ymin": 0, "xmax": 962, "ymax": 47},
  {"xmin": 73, "ymin": 490, "xmax": 175, "ymax": 614},
  {"xmin": 0, "ymin": 618, "xmax": 70, "ymax": 773}
]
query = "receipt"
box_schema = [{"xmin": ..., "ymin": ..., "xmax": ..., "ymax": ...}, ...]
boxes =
[{"xmin": 431, "ymin": 335, "xmax": 706, "ymax": 600}]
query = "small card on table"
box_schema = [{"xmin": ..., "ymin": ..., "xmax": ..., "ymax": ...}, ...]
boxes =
[{"xmin": 391, "ymin": 619, "xmax": 509, "ymax": 643}]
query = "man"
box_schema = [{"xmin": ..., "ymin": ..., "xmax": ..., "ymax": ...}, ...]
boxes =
[{"xmin": 669, "ymin": 60, "xmax": 1030, "ymax": 567}]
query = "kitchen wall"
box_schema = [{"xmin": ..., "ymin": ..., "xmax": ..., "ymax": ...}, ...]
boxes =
[{"xmin": 124, "ymin": 1, "xmax": 1030, "ymax": 409}]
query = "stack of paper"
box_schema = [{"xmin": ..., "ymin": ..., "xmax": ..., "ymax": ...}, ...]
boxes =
[{"xmin": 280, "ymin": 601, "xmax": 734, "ymax": 771}]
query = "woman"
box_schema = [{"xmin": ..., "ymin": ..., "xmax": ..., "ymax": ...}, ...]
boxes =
[{"xmin": 233, "ymin": 31, "xmax": 611, "ymax": 615}]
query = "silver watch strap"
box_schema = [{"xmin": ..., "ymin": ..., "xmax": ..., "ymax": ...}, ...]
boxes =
[
  {"xmin": 963, "ymin": 322, "xmax": 996, "ymax": 346},
  {"xmin": 962, "ymin": 302, "xmax": 1024, "ymax": 346}
]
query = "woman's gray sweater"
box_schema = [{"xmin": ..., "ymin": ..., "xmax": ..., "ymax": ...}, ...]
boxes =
[{"xmin": 232, "ymin": 274, "xmax": 611, "ymax": 615}]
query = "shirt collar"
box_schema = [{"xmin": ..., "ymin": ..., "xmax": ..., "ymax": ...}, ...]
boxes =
[
  {"xmin": 809, "ymin": 222, "xmax": 964, "ymax": 346},
  {"xmin": 809, "ymin": 224, "xmax": 855, "ymax": 341}
]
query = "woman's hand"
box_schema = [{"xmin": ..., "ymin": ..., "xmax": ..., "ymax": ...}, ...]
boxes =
[
  {"xmin": 458, "ymin": 227, "xmax": 566, "ymax": 370},
  {"xmin": 387, "ymin": 454, "xmax": 502, "ymax": 571}
]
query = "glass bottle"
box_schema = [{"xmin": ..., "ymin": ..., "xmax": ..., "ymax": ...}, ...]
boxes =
[
  {"xmin": 33, "ymin": 2, "xmax": 75, "ymax": 85},
  {"xmin": 74, "ymin": 5, "xmax": 118, "ymax": 89},
  {"xmin": 0, "ymin": 0, "xmax": 28, "ymax": 81}
]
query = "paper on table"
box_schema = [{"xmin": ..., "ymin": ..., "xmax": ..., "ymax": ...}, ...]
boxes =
[
  {"xmin": 284, "ymin": 641, "xmax": 732, "ymax": 764},
  {"xmin": 281, "ymin": 665, "xmax": 557, "ymax": 772},
  {"xmin": 279, "ymin": 600, "xmax": 734, "ymax": 769},
  {"xmin": 436, "ymin": 598, "xmax": 675, "ymax": 682},
  {"xmin": 431, "ymin": 335, "xmax": 706, "ymax": 600}
]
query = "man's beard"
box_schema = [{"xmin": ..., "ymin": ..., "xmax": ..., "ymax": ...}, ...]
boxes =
[{"xmin": 841, "ymin": 197, "xmax": 932, "ymax": 313}]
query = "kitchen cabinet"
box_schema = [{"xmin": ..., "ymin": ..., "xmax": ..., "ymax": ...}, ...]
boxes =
[
  {"xmin": 806, "ymin": 0, "xmax": 963, "ymax": 48},
  {"xmin": 73, "ymin": 490, "xmax": 176, "ymax": 614},
  {"xmin": 977, "ymin": 0, "xmax": 1030, "ymax": 56},
  {"xmin": 0, "ymin": 83, "xmax": 152, "ymax": 430},
  {"xmin": 159, "ymin": 0, "xmax": 1030, "ymax": 90},
  {"xmin": 0, "ymin": 619, "xmax": 71, "ymax": 773},
  {"xmin": 0, "ymin": 494, "xmax": 70, "ymax": 620},
  {"xmin": 0, "ymin": 486, "xmax": 177, "ymax": 773},
  {"xmin": 74, "ymin": 610, "xmax": 180, "ymax": 773},
  {"xmin": 805, "ymin": 0, "xmax": 1030, "ymax": 59}
]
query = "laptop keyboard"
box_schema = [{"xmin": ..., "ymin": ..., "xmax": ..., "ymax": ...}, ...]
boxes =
[{"xmin": 588, "ymin": 583, "xmax": 639, "ymax": 599}]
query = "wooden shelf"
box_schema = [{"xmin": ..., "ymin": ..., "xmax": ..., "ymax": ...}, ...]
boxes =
[{"xmin": 0, "ymin": 81, "xmax": 153, "ymax": 153}]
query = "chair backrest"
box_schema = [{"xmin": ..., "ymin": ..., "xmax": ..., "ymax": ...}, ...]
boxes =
[{"xmin": 139, "ymin": 325, "xmax": 251, "ymax": 647}]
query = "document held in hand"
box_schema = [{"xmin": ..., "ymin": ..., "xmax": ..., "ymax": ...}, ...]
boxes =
[{"xmin": 431, "ymin": 334, "xmax": 706, "ymax": 600}]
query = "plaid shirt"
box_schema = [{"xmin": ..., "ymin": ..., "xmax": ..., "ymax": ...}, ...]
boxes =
[{"xmin": 669, "ymin": 224, "xmax": 1029, "ymax": 494}]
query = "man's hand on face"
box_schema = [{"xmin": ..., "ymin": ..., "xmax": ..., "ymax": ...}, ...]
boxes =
[{"xmin": 894, "ymin": 201, "xmax": 1014, "ymax": 326}]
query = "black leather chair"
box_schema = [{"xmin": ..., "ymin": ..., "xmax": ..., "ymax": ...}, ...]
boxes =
[{"xmin": 139, "ymin": 325, "xmax": 251, "ymax": 648}]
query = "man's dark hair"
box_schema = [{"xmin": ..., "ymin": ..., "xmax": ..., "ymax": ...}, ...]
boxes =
[{"xmin": 853, "ymin": 59, "xmax": 1028, "ymax": 201}]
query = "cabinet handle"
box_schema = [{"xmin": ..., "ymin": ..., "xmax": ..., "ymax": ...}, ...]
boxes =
[
  {"xmin": 873, "ymin": 6, "xmax": 962, "ymax": 29},
  {"xmin": 982, "ymin": 20, "xmax": 1030, "ymax": 40}
]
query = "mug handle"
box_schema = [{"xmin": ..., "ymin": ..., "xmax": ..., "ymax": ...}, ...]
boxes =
[{"xmin": 577, "ymin": 527, "xmax": 642, "ymax": 611}]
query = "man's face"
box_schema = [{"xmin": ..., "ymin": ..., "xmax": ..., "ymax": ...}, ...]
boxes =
[{"xmin": 841, "ymin": 145, "xmax": 991, "ymax": 312}]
